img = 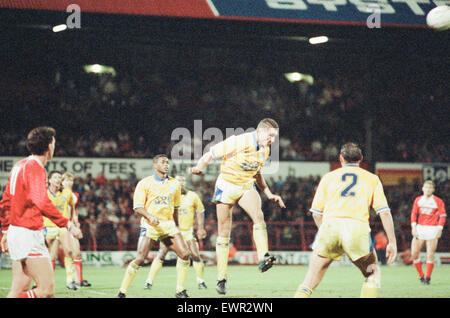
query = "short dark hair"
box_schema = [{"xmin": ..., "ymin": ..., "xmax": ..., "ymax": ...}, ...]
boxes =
[
  {"xmin": 153, "ymin": 154, "xmax": 168, "ymax": 164},
  {"xmin": 340, "ymin": 142, "xmax": 362, "ymax": 163},
  {"xmin": 48, "ymin": 170, "xmax": 62, "ymax": 180},
  {"xmin": 257, "ymin": 118, "xmax": 279, "ymax": 129},
  {"xmin": 26, "ymin": 126, "xmax": 56, "ymax": 155}
]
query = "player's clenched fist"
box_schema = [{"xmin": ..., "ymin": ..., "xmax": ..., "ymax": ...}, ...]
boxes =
[{"xmin": 189, "ymin": 167, "xmax": 203, "ymax": 175}]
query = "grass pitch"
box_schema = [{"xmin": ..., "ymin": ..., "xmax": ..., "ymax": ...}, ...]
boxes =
[{"xmin": 0, "ymin": 264, "xmax": 449, "ymax": 298}]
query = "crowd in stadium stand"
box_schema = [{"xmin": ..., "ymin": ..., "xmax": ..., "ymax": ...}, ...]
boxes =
[
  {"xmin": 69, "ymin": 173, "xmax": 449, "ymax": 253},
  {"xmin": 0, "ymin": 61, "xmax": 448, "ymax": 163}
]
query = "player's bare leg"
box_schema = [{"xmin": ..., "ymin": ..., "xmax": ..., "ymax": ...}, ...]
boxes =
[
  {"xmin": 215, "ymin": 203, "xmax": 234, "ymax": 294},
  {"xmin": 118, "ymin": 236, "xmax": 153, "ymax": 297},
  {"xmin": 46, "ymin": 237, "xmax": 58, "ymax": 270},
  {"xmin": 59, "ymin": 230, "xmax": 76, "ymax": 289},
  {"xmin": 145, "ymin": 242, "xmax": 169, "ymax": 289},
  {"xmin": 165, "ymin": 233, "xmax": 191, "ymax": 298},
  {"xmin": 353, "ymin": 251, "xmax": 380, "ymax": 298},
  {"xmin": 187, "ymin": 238, "xmax": 207, "ymax": 289},
  {"xmin": 294, "ymin": 252, "xmax": 333, "ymax": 298},
  {"xmin": 238, "ymin": 189, "xmax": 275, "ymax": 272},
  {"xmin": 9, "ymin": 258, "xmax": 55, "ymax": 298},
  {"xmin": 71, "ymin": 236, "xmax": 90, "ymax": 287},
  {"xmin": 424, "ymin": 238, "xmax": 438, "ymax": 284},
  {"xmin": 7, "ymin": 260, "xmax": 33, "ymax": 298},
  {"xmin": 411, "ymin": 237, "xmax": 426, "ymax": 282}
]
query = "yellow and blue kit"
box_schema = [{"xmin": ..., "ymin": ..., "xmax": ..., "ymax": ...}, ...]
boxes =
[{"xmin": 310, "ymin": 164, "xmax": 390, "ymax": 261}]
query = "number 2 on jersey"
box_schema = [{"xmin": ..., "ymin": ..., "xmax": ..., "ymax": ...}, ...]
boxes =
[{"xmin": 341, "ymin": 173, "xmax": 357, "ymax": 197}]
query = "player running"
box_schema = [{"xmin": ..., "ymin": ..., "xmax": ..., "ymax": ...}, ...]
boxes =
[
  {"xmin": 61, "ymin": 172, "xmax": 91, "ymax": 288},
  {"xmin": 145, "ymin": 175, "xmax": 207, "ymax": 290},
  {"xmin": 45, "ymin": 171, "xmax": 78, "ymax": 290},
  {"xmin": 117, "ymin": 155, "xmax": 192, "ymax": 298},
  {"xmin": 0, "ymin": 126, "xmax": 81, "ymax": 298},
  {"xmin": 410, "ymin": 180, "xmax": 446, "ymax": 285},
  {"xmin": 189, "ymin": 118, "xmax": 285, "ymax": 295},
  {"xmin": 294, "ymin": 142, "xmax": 397, "ymax": 298}
]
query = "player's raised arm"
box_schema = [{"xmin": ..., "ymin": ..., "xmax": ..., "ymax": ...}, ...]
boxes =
[
  {"xmin": 254, "ymin": 173, "xmax": 285, "ymax": 208},
  {"xmin": 189, "ymin": 151, "xmax": 213, "ymax": 175}
]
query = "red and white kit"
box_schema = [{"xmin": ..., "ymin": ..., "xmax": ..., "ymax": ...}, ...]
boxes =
[
  {"xmin": 0, "ymin": 156, "xmax": 69, "ymax": 260},
  {"xmin": 411, "ymin": 195, "xmax": 446, "ymax": 240}
]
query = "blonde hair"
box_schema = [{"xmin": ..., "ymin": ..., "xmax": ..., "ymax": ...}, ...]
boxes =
[
  {"xmin": 62, "ymin": 172, "xmax": 75, "ymax": 181},
  {"xmin": 257, "ymin": 118, "xmax": 279, "ymax": 129},
  {"xmin": 423, "ymin": 180, "xmax": 435, "ymax": 187}
]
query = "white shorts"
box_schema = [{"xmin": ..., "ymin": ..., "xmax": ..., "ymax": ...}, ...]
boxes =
[
  {"xmin": 180, "ymin": 229, "xmax": 195, "ymax": 242},
  {"xmin": 7, "ymin": 225, "xmax": 50, "ymax": 261},
  {"xmin": 140, "ymin": 220, "xmax": 180, "ymax": 241},
  {"xmin": 212, "ymin": 175, "xmax": 256, "ymax": 205},
  {"xmin": 416, "ymin": 225, "xmax": 440, "ymax": 240}
]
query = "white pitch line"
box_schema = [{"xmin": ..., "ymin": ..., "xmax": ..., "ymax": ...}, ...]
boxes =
[{"xmin": 84, "ymin": 289, "xmax": 108, "ymax": 296}]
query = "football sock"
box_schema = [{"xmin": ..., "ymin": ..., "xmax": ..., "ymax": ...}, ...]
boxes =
[
  {"xmin": 119, "ymin": 260, "xmax": 140, "ymax": 294},
  {"xmin": 73, "ymin": 258, "xmax": 83, "ymax": 282},
  {"xmin": 216, "ymin": 236, "xmax": 230, "ymax": 281},
  {"xmin": 360, "ymin": 276, "xmax": 378, "ymax": 298},
  {"xmin": 413, "ymin": 259, "xmax": 424, "ymax": 278},
  {"xmin": 425, "ymin": 261, "xmax": 434, "ymax": 278},
  {"xmin": 294, "ymin": 285, "xmax": 313, "ymax": 298},
  {"xmin": 147, "ymin": 258, "xmax": 164, "ymax": 284},
  {"xmin": 253, "ymin": 223, "xmax": 269, "ymax": 261},
  {"xmin": 64, "ymin": 257, "xmax": 75, "ymax": 284},
  {"xmin": 19, "ymin": 290, "xmax": 37, "ymax": 298},
  {"xmin": 193, "ymin": 260, "xmax": 205, "ymax": 283},
  {"xmin": 176, "ymin": 258, "xmax": 190, "ymax": 293}
]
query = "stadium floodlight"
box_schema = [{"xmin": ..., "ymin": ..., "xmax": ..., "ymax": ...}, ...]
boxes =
[
  {"xmin": 284, "ymin": 72, "xmax": 314, "ymax": 85},
  {"xmin": 52, "ymin": 24, "xmax": 68, "ymax": 33},
  {"xmin": 83, "ymin": 64, "xmax": 117, "ymax": 76},
  {"xmin": 308, "ymin": 36, "xmax": 329, "ymax": 45}
]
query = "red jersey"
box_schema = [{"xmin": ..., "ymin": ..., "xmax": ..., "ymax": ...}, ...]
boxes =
[
  {"xmin": 0, "ymin": 156, "xmax": 69, "ymax": 232},
  {"xmin": 411, "ymin": 195, "xmax": 446, "ymax": 228},
  {"xmin": 72, "ymin": 191, "xmax": 80, "ymax": 210}
]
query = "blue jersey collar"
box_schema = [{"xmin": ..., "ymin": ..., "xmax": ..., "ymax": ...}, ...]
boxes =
[
  {"xmin": 153, "ymin": 172, "xmax": 168, "ymax": 182},
  {"xmin": 343, "ymin": 164, "xmax": 359, "ymax": 167}
]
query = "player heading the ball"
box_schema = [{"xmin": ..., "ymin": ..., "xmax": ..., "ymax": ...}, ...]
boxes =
[{"xmin": 189, "ymin": 118, "xmax": 285, "ymax": 295}]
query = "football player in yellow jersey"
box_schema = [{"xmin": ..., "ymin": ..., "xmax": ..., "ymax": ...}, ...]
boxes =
[
  {"xmin": 44, "ymin": 171, "xmax": 80, "ymax": 290},
  {"xmin": 144, "ymin": 175, "xmax": 208, "ymax": 290},
  {"xmin": 117, "ymin": 155, "xmax": 192, "ymax": 298},
  {"xmin": 190, "ymin": 118, "xmax": 286, "ymax": 295},
  {"xmin": 294, "ymin": 143, "xmax": 397, "ymax": 298},
  {"xmin": 61, "ymin": 172, "xmax": 91, "ymax": 288}
]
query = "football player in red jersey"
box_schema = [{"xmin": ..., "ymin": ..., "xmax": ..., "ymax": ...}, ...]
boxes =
[
  {"xmin": 61, "ymin": 172, "xmax": 91, "ymax": 287},
  {"xmin": 410, "ymin": 180, "xmax": 446, "ymax": 285},
  {"xmin": 0, "ymin": 127, "xmax": 81, "ymax": 298}
]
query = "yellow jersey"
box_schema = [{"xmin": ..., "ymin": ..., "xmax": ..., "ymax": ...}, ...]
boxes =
[
  {"xmin": 210, "ymin": 131, "xmax": 270, "ymax": 185},
  {"xmin": 310, "ymin": 164, "xmax": 390, "ymax": 223},
  {"xmin": 133, "ymin": 173, "xmax": 181, "ymax": 223},
  {"xmin": 44, "ymin": 188, "xmax": 74, "ymax": 227},
  {"xmin": 178, "ymin": 190, "xmax": 205, "ymax": 231}
]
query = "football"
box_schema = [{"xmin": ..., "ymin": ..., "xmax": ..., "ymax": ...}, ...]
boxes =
[{"xmin": 426, "ymin": 5, "xmax": 450, "ymax": 31}]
